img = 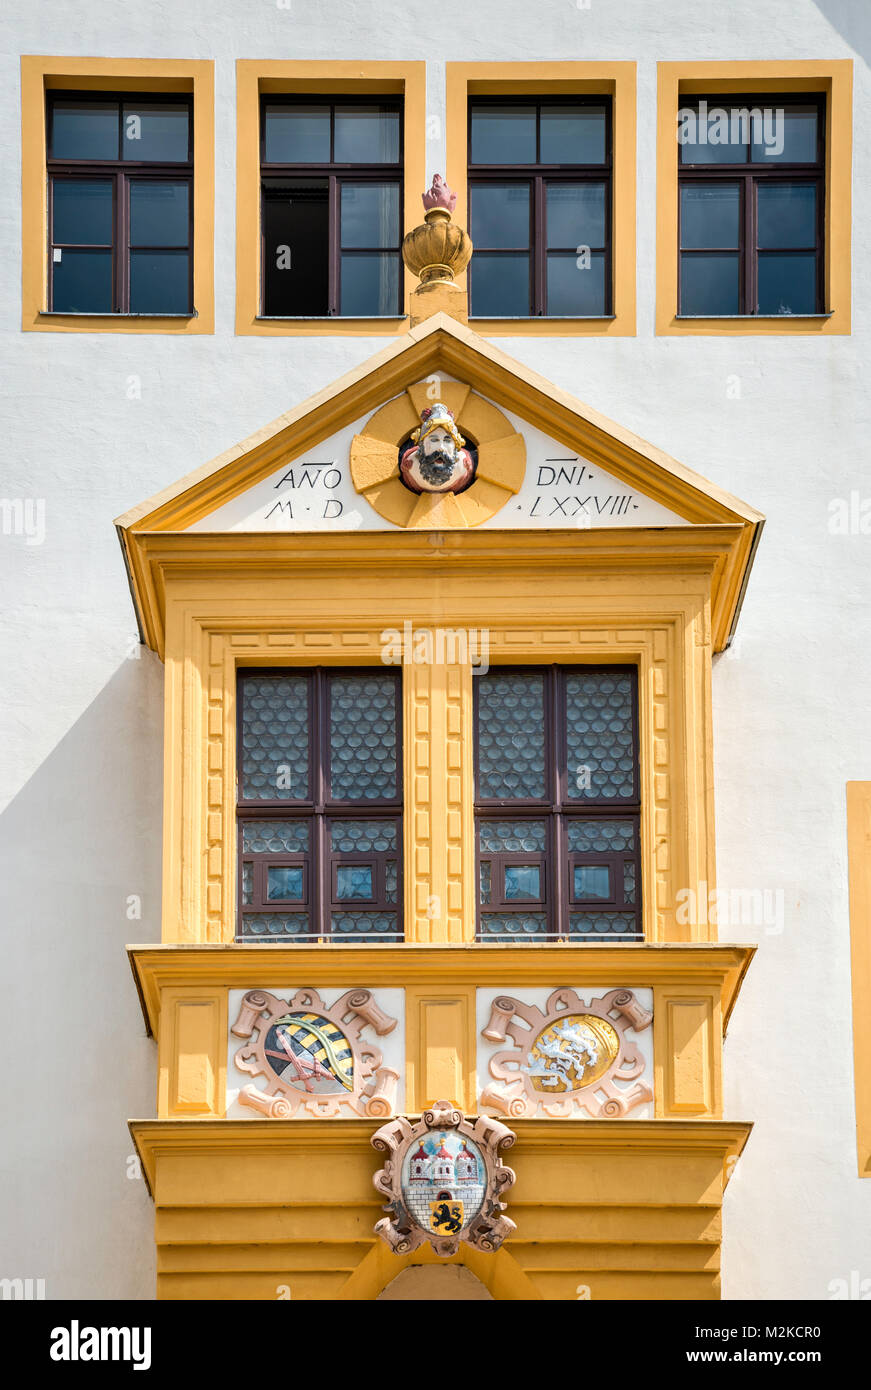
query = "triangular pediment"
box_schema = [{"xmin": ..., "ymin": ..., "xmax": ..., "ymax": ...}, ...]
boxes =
[{"xmin": 116, "ymin": 315, "xmax": 763, "ymax": 652}]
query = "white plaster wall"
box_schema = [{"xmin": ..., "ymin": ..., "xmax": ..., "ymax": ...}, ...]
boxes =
[{"xmin": 0, "ymin": 0, "xmax": 868, "ymax": 1299}]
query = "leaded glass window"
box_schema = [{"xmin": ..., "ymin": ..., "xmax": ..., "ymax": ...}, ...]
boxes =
[
  {"xmin": 237, "ymin": 670, "xmax": 402, "ymax": 942},
  {"xmin": 475, "ymin": 667, "xmax": 640, "ymax": 940}
]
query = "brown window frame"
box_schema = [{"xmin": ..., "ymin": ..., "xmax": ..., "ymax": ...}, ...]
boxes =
[
  {"xmin": 46, "ymin": 91, "xmax": 194, "ymax": 316},
  {"xmin": 467, "ymin": 95, "xmax": 613, "ymax": 319},
  {"xmin": 677, "ymin": 92, "xmax": 826, "ymax": 317},
  {"xmin": 474, "ymin": 664, "xmax": 641, "ymax": 941},
  {"xmin": 258, "ymin": 94, "xmax": 404, "ymax": 318},
  {"xmin": 236, "ymin": 667, "xmax": 403, "ymax": 943}
]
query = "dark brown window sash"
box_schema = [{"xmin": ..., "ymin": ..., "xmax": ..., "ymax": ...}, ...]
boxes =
[
  {"xmin": 467, "ymin": 96, "xmax": 613, "ymax": 317},
  {"xmin": 259, "ymin": 96, "xmax": 404, "ymax": 317},
  {"xmin": 236, "ymin": 668, "xmax": 403, "ymax": 943},
  {"xmin": 45, "ymin": 92, "xmax": 194, "ymax": 315},
  {"xmin": 473, "ymin": 665, "xmax": 641, "ymax": 940},
  {"xmin": 677, "ymin": 94, "xmax": 825, "ymax": 315}
]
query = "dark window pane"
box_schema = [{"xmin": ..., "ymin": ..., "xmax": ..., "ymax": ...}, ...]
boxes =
[
  {"xmin": 52, "ymin": 180, "xmax": 113, "ymax": 244},
  {"xmin": 51, "ymin": 101, "xmax": 118, "ymax": 160},
  {"xmin": 240, "ymin": 912, "xmax": 310, "ymax": 939},
  {"xmin": 570, "ymin": 911, "xmax": 637, "ymax": 937},
  {"xmin": 334, "ymin": 106, "xmax": 400, "ymax": 163},
  {"xmin": 330, "ymin": 820, "xmax": 397, "ymax": 853},
  {"xmin": 574, "ymin": 865, "xmax": 611, "ymax": 900},
  {"xmin": 679, "ymin": 103, "xmax": 748, "ymax": 165},
  {"xmin": 680, "ymin": 252, "xmax": 740, "ymax": 314},
  {"xmin": 567, "ymin": 820, "xmax": 635, "ymax": 853},
  {"xmin": 478, "ymin": 672, "xmax": 546, "ymax": 798},
  {"xmin": 504, "ymin": 865, "xmax": 541, "ymax": 900},
  {"xmin": 329, "ymin": 674, "xmax": 398, "ymax": 799},
  {"xmin": 242, "ymin": 821, "xmax": 310, "ymax": 853},
  {"xmin": 242, "ymin": 862, "xmax": 253, "ymax": 905},
  {"xmin": 339, "ymin": 253, "xmax": 400, "ymax": 315},
  {"xmin": 239, "ymin": 674, "xmax": 311, "ymax": 800},
  {"xmin": 129, "ymin": 181, "xmax": 189, "ymax": 246},
  {"xmin": 565, "ymin": 669, "xmax": 636, "ymax": 800},
  {"xmin": 623, "ymin": 860, "xmax": 636, "ymax": 903},
  {"xmin": 751, "ymin": 105, "xmax": 818, "ymax": 163},
  {"xmin": 757, "ymin": 253, "xmax": 817, "ymax": 314},
  {"xmin": 129, "ymin": 250, "xmax": 190, "ymax": 312},
  {"xmin": 262, "ymin": 180, "xmax": 329, "ymax": 315},
  {"xmin": 480, "ymin": 860, "xmax": 492, "ymax": 903},
  {"xmin": 540, "ymin": 105, "xmax": 606, "ymax": 164},
  {"xmin": 469, "ymin": 253, "xmax": 530, "ymax": 316},
  {"xmin": 52, "ymin": 248, "xmax": 113, "ymax": 312},
  {"xmin": 757, "ymin": 183, "xmax": 816, "ymax": 248},
  {"xmin": 335, "ymin": 865, "xmax": 374, "ymax": 900},
  {"xmin": 480, "ymin": 912, "xmax": 547, "ymax": 938},
  {"xmin": 266, "ymin": 866, "xmax": 304, "ymax": 900},
  {"xmin": 340, "ymin": 183, "xmax": 399, "ymax": 248},
  {"xmin": 470, "ymin": 104, "xmax": 536, "ymax": 164},
  {"xmin": 680, "ymin": 182, "xmax": 740, "ymax": 248},
  {"xmin": 479, "ymin": 821, "xmax": 547, "ymax": 853},
  {"xmin": 331, "ymin": 911, "xmax": 400, "ymax": 940},
  {"xmin": 546, "ymin": 251, "xmax": 606, "ymax": 315},
  {"xmin": 264, "ymin": 104, "xmax": 331, "ymax": 163},
  {"xmin": 122, "ymin": 103, "xmax": 189, "ymax": 161},
  {"xmin": 470, "ymin": 183, "xmax": 530, "ymax": 248},
  {"xmin": 546, "ymin": 182, "xmax": 606, "ymax": 248}
]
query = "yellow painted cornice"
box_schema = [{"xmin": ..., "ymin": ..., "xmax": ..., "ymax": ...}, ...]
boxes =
[
  {"xmin": 128, "ymin": 1114, "xmax": 752, "ymax": 1199},
  {"xmin": 121, "ymin": 522, "xmax": 751, "ymax": 660},
  {"xmin": 115, "ymin": 318, "xmax": 764, "ymax": 654},
  {"xmin": 127, "ymin": 941, "xmax": 755, "ymax": 1040}
]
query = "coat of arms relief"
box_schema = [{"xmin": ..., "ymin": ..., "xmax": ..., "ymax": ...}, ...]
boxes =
[{"xmin": 479, "ymin": 987, "xmax": 654, "ymax": 1119}]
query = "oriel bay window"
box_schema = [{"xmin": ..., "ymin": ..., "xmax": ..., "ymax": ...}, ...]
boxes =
[
  {"xmin": 475, "ymin": 666, "xmax": 640, "ymax": 940},
  {"xmin": 468, "ymin": 98, "xmax": 612, "ymax": 318},
  {"xmin": 47, "ymin": 94, "xmax": 193, "ymax": 314},
  {"xmin": 237, "ymin": 669, "xmax": 402, "ymax": 942},
  {"xmin": 260, "ymin": 98, "xmax": 403, "ymax": 317},
  {"xmin": 678, "ymin": 96, "xmax": 824, "ymax": 316}
]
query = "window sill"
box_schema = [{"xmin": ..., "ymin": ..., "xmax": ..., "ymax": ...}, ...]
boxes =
[
  {"xmin": 39, "ymin": 310, "xmax": 197, "ymax": 319},
  {"xmin": 469, "ymin": 315, "xmax": 617, "ymax": 321},
  {"xmin": 674, "ymin": 312, "xmax": 833, "ymax": 321},
  {"xmin": 255, "ymin": 315, "xmax": 408, "ymax": 322}
]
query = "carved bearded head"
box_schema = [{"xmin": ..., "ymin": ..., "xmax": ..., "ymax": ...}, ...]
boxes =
[{"xmin": 399, "ymin": 402, "xmax": 475, "ymax": 494}]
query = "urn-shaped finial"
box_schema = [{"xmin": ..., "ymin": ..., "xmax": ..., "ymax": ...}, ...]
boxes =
[{"xmin": 402, "ymin": 175, "xmax": 473, "ymax": 286}]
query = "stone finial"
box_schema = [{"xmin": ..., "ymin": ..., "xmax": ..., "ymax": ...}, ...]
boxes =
[
  {"xmin": 402, "ymin": 173, "xmax": 473, "ymax": 288},
  {"xmin": 422, "ymin": 174, "xmax": 457, "ymax": 214}
]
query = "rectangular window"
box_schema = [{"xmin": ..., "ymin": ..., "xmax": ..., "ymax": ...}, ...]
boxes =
[
  {"xmin": 678, "ymin": 95, "xmax": 824, "ymax": 316},
  {"xmin": 236, "ymin": 669, "xmax": 402, "ymax": 943},
  {"xmin": 467, "ymin": 98, "xmax": 612, "ymax": 318},
  {"xmin": 474, "ymin": 666, "xmax": 640, "ymax": 940},
  {"xmin": 46, "ymin": 94, "xmax": 193, "ymax": 315},
  {"xmin": 260, "ymin": 97, "xmax": 403, "ymax": 317}
]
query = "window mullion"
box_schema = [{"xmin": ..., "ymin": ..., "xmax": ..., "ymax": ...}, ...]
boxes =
[
  {"xmin": 117, "ymin": 171, "xmax": 126, "ymax": 313},
  {"xmin": 329, "ymin": 173, "xmax": 339, "ymax": 316}
]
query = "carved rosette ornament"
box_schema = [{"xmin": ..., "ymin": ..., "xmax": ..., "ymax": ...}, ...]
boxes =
[
  {"xmin": 371, "ymin": 1099, "xmax": 516, "ymax": 1257},
  {"xmin": 480, "ymin": 988, "xmax": 653, "ymax": 1120},
  {"xmin": 231, "ymin": 987, "xmax": 399, "ymax": 1119}
]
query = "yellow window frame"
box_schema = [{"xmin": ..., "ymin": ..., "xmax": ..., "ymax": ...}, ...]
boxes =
[
  {"xmin": 656, "ymin": 60, "xmax": 853, "ymax": 336},
  {"xmin": 445, "ymin": 62, "xmax": 637, "ymax": 337},
  {"xmin": 21, "ymin": 55, "xmax": 215, "ymax": 334},
  {"xmin": 235, "ymin": 61, "xmax": 426, "ymax": 337}
]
